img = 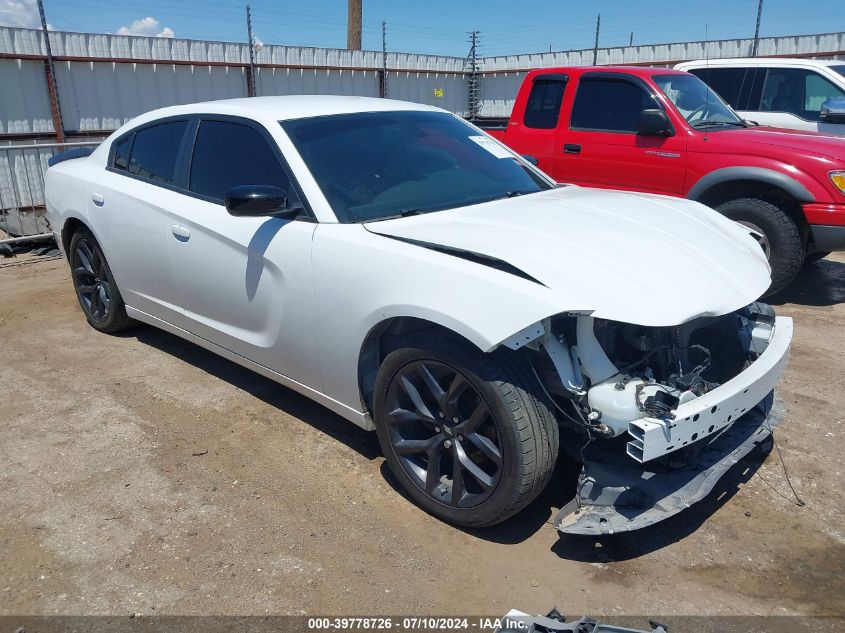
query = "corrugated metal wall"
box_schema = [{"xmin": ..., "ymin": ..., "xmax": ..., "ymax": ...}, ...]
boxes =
[{"xmin": 2, "ymin": 26, "xmax": 844, "ymax": 134}]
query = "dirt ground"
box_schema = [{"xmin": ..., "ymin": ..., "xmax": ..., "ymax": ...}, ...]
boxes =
[{"xmin": 1, "ymin": 251, "xmax": 844, "ymax": 620}]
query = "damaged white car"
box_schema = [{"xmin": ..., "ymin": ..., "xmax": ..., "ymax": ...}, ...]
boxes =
[{"xmin": 45, "ymin": 96, "xmax": 792, "ymax": 533}]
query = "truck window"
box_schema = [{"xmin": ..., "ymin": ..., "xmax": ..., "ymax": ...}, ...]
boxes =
[
  {"xmin": 571, "ymin": 77, "xmax": 657, "ymax": 133},
  {"xmin": 687, "ymin": 67, "xmax": 749, "ymax": 109},
  {"xmin": 760, "ymin": 68, "xmax": 845, "ymax": 121},
  {"xmin": 524, "ymin": 79, "xmax": 566, "ymax": 129}
]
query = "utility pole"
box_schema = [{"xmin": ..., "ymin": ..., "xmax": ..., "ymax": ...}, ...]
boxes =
[
  {"xmin": 752, "ymin": 0, "xmax": 764, "ymax": 57},
  {"xmin": 592, "ymin": 14, "xmax": 601, "ymax": 65},
  {"xmin": 37, "ymin": 0, "xmax": 64, "ymax": 143},
  {"xmin": 629, "ymin": 32, "xmax": 634, "ymax": 47},
  {"xmin": 466, "ymin": 31, "xmax": 480, "ymax": 120},
  {"xmin": 347, "ymin": 0, "xmax": 362, "ymax": 50},
  {"xmin": 380, "ymin": 20, "xmax": 388, "ymax": 98},
  {"xmin": 245, "ymin": 4, "xmax": 257, "ymax": 97}
]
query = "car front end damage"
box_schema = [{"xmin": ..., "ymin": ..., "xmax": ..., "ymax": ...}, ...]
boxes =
[{"xmin": 503, "ymin": 302, "xmax": 792, "ymax": 535}]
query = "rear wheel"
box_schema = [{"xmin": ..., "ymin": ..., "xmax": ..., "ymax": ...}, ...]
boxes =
[
  {"xmin": 716, "ymin": 197, "xmax": 804, "ymax": 296},
  {"xmin": 373, "ymin": 331, "xmax": 559, "ymax": 528},
  {"xmin": 69, "ymin": 228, "xmax": 134, "ymax": 333}
]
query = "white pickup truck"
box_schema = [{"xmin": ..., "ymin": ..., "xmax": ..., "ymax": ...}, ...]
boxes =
[{"xmin": 45, "ymin": 96, "xmax": 792, "ymax": 534}]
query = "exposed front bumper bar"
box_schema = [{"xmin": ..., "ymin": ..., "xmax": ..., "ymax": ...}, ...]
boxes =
[
  {"xmin": 554, "ymin": 392, "xmax": 781, "ymax": 535},
  {"xmin": 809, "ymin": 224, "xmax": 845, "ymax": 252},
  {"xmin": 627, "ymin": 316, "xmax": 792, "ymax": 463}
]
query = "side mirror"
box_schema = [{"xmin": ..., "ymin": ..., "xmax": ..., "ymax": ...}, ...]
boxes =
[
  {"xmin": 638, "ymin": 108, "xmax": 673, "ymax": 136},
  {"xmin": 820, "ymin": 97, "xmax": 845, "ymax": 123},
  {"xmin": 225, "ymin": 184, "xmax": 302, "ymax": 219}
]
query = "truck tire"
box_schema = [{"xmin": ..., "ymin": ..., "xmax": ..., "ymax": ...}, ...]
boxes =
[
  {"xmin": 372, "ymin": 330, "xmax": 559, "ymax": 528},
  {"xmin": 716, "ymin": 198, "xmax": 804, "ymax": 296}
]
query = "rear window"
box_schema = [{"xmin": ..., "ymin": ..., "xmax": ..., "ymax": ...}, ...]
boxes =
[
  {"xmin": 111, "ymin": 135, "xmax": 132, "ymax": 171},
  {"xmin": 524, "ymin": 79, "xmax": 566, "ymax": 129},
  {"xmin": 687, "ymin": 67, "xmax": 749, "ymax": 109},
  {"xmin": 126, "ymin": 121, "xmax": 187, "ymax": 185}
]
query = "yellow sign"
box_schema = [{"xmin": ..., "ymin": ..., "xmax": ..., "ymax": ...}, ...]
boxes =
[{"xmin": 433, "ymin": 88, "xmax": 444, "ymax": 98}]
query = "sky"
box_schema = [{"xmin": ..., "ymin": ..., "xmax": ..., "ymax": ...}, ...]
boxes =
[{"xmin": 0, "ymin": 0, "xmax": 842, "ymax": 58}]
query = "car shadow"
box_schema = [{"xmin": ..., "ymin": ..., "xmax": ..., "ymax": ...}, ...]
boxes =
[
  {"xmin": 128, "ymin": 327, "xmax": 382, "ymax": 461},
  {"xmin": 768, "ymin": 257, "xmax": 845, "ymax": 307}
]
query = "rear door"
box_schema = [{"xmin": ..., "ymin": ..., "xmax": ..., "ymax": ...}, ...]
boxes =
[
  {"xmin": 89, "ymin": 118, "xmax": 190, "ymax": 326},
  {"xmin": 556, "ymin": 73, "xmax": 687, "ymax": 195},
  {"xmin": 502, "ymin": 73, "xmax": 568, "ymax": 175},
  {"xmin": 165, "ymin": 116, "xmax": 321, "ymax": 387}
]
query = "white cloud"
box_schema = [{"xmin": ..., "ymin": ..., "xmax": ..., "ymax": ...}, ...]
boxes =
[
  {"xmin": 117, "ymin": 16, "xmax": 175, "ymax": 38},
  {"xmin": 0, "ymin": 0, "xmax": 41, "ymax": 29}
]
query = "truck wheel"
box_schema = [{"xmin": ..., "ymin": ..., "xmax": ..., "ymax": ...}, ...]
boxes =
[
  {"xmin": 716, "ymin": 198, "xmax": 804, "ymax": 295},
  {"xmin": 69, "ymin": 228, "xmax": 135, "ymax": 333},
  {"xmin": 372, "ymin": 331, "xmax": 559, "ymax": 528}
]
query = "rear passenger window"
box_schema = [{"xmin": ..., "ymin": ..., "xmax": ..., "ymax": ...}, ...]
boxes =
[
  {"xmin": 112, "ymin": 135, "xmax": 132, "ymax": 171},
  {"xmin": 189, "ymin": 120, "xmax": 297, "ymax": 203},
  {"xmin": 524, "ymin": 79, "xmax": 566, "ymax": 129},
  {"xmin": 127, "ymin": 121, "xmax": 187, "ymax": 185},
  {"xmin": 571, "ymin": 78, "xmax": 657, "ymax": 132},
  {"xmin": 688, "ymin": 67, "xmax": 749, "ymax": 109}
]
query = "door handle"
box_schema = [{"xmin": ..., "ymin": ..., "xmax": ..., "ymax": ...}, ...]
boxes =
[
  {"xmin": 563, "ymin": 144, "xmax": 582, "ymax": 154},
  {"xmin": 92, "ymin": 192, "xmax": 104, "ymax": 205},
  {"xmin": 171, "ymin": 224, "xmax": 190, "ymax": 241}
]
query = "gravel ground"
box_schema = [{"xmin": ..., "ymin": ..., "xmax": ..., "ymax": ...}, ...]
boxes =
[{"xmin": 1, "ymin": 251, "xmax": 844, "ymax": 620}]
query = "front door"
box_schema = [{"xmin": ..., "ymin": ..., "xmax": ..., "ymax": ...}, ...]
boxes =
[
  {"xmin": 556, "ymin": 73, "xmax": 687, "ymax": 196},
  {"xmin": 166, "ymin": 116, "xmax": 320, "ymax": 388}
]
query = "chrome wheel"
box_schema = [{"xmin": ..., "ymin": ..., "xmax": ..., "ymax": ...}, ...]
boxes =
[
  {"xmin": 738, "ymin": 220, "xmax": 771, "ymax": 260},
  {"xmin": 383, "ymin": 360, "xmax": 503, "ymax": 508},
  {"xmin": 72, "ymin": 237, "xmax": 111, "ymax": 323}
]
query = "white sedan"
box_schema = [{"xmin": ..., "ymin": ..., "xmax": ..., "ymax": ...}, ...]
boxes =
[{"xmin": 46, "ymin": 96, "xmax": 792, "ymax": 533}]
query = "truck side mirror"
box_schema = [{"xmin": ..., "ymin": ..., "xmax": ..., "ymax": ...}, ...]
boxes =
[
  {"xmin": 820, "ymin": 97, "xmax": 845, "ymax": 123},
  {"xmin": 638, "ymin": 109, "xmax": 673, "ymax": 136}
]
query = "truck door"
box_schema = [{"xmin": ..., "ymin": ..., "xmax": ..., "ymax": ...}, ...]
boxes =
[
  {"xmin": 504, "ymin": 73, "xmax": 568, "ymax": 175},
  {"xmin": 555, "ymin": 72, "xmax": 687, "ymax": 195}
]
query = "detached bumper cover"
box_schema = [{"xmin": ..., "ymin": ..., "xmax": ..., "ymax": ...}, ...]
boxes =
[{"xmin": 555, "ymin": 392, "xmax": 781, "ymax": 535}]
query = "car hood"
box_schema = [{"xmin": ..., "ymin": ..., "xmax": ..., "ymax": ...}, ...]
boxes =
[
  {"xmin": 705, "ymin": 126, "xmax": 845, "ymax": 161},
  {"xmin": 366, "ymin": 186, "xmax": 771, "ymax": 327}
]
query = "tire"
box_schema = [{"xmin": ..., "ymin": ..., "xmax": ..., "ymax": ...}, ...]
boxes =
[
  {"xmin": 716, "ymin": 197, "xmax": 804, "ymax": 296},
  {"xmin": 804, "ymin": 251, "xmax": 830, "ymax": 265},
  {"xmin": 372, "ymin": 330, "xmax": 559, "ymax": 528},
  {"xmin": 68, "ymin": 227, "xmax": 135, "ymax": 333}
]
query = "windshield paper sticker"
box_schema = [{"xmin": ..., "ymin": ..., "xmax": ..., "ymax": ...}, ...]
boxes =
[{"xmin": 469, "ymin": 135, "xmax": 514, "ymax": 159}]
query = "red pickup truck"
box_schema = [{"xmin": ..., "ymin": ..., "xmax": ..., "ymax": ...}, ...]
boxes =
[{"xmin": 478, "ymin": 66, "xmax": 845, "ymax": 294}]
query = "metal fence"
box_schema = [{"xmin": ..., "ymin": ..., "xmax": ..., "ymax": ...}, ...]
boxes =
[{"xmin": 0, "ymin": 141, "xmax": 100, "ymax": 245}]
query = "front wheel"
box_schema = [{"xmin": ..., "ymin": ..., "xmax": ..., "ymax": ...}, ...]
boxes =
[
  {"xmin": 716, "ymin": 197, "xmax": 804, "ymax": 296},
  {"xmin": 372, "ymin": 331, "xmax": 559, "ymax": 528}
]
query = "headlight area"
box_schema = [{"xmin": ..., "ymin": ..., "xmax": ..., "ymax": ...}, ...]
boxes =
[{"xmin": 510, "ymin": 305, "xmax": 793, "ymax": 534}]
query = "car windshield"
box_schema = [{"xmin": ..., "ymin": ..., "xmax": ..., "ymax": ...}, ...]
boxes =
[
  {"xmin": 653, "ymin": 73, "xmax": 744, "ymax": 127},
  {"xmin": 281, "ymin": 110, "xmax": 552, "ymax": 223}
]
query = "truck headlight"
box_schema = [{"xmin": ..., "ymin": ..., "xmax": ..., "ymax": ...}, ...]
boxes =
[{"xmin": 830, "ymin": 171, "xmax": 845, "ymax": 194}]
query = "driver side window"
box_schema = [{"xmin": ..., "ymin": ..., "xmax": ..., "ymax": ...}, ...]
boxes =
[
  {"xmin": 188, "ymin": 119, "xmax": 300, "ymax": 205},
  {"xmin": 571, "ymin": 78, "xmax": 658, "ymax": 133}
]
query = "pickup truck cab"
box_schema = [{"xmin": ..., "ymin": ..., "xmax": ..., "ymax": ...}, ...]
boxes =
[{"xmin": 479, "ymin": 66, "xmax": 845, "ymax": 294}]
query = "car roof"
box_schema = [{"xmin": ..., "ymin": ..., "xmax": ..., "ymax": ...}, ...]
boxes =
[
  {"xmin": 120, "ymin": 95, "xmax": 445, "ymax": 130},
  {"xmin": 677, "ymin": 57, "xmax": 844, "ymax": 69}
]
